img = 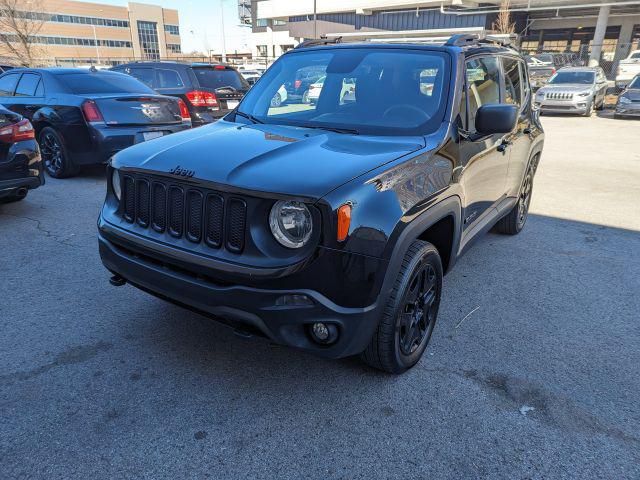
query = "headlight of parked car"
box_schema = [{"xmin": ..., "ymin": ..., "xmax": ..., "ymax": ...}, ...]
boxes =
[
  {"xmin": 618, "ymin": 96, "xmax": 631, "ymax": 104},
  {"xmin": 576, "ymin": 91, "xmax": 590, "ymax": 97},
  {"xmin": 269, "ymin": 200, "xmax": 312, "ymax": 248},
  {"xmin": 112, "ymin": 169, "xmax": 121, "ymax": 200}
]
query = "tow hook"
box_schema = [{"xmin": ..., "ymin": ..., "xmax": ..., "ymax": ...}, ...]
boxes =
[{"xmin": 109, "ymin": 274, "xmax": 126, "ymax": 287}]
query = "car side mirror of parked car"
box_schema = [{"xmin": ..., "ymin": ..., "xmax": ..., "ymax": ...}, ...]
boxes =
[{"xmin": 475, "ymin": 104, "xmax": 518, "ymax": 136}]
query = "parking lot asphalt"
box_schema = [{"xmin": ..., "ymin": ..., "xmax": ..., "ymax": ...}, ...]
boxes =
[{"xmin": 1, "ymin": 113, "xmax": 639, "ymax": 479}]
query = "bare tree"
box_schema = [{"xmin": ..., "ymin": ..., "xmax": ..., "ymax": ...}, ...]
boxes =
[
  {"xmin": 492, "ymin": 0, "xmax": 516, "ymax": 35},
  {"xmin": 0, "ymin": 0, "xmax": 47, "ymax": 67}
]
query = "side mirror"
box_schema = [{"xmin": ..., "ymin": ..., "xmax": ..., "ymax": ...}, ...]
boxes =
[{"xmin": 475, "ymin": 104, "xmax": 518, "ymax": 135}]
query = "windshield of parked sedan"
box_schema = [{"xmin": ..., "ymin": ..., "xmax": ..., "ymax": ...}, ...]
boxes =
[
  {"xmin": 548, "ymin": 71, "xmax": 595, "ymax": 85},
  {"xmin": 631, "ymin": 52, "xmax": 640, "ymax": 59},
  {"xmin": 629, "ymin": 76, "xmax": 640, "ymax": 89},
  {"xmin": 235, "ymin": 48, "xmax": 450, "ymax": 135}
]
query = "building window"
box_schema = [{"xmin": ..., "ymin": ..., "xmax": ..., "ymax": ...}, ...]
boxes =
[
  {"xmin": 164, "ymin": 24, "xmax": 180, "ymax": 36},
  {"xmin": 137, "ymin": 21, "xmax": 160, "ymax": 60},
  {"xmin": 0, "ymin": 33, "xmax": 132, "ymax": 48},
  {"xmin": 167, "ymin": 43, "xmax": 181, "ymax": 53},
  {"xmin": 280, "ymin": 44, "xmax": 294, "ymax": 53},
  {"xmin": 542, "ymin": 40, "xmax": 568, "ymax": 52},
  {"xmin": 273, "ymin": 19, "xmax": 286, "ymax": 26},
  {"xmin": 15, "ymin": 10, "xmax": 129, "ymax": 28},
  {"xmin": 256, "ymin": 19, "xmax": 268, "ymax": 27},
  {"xmin": 256, "ymin": 45, "xmax": 267, "ymax": 57}
]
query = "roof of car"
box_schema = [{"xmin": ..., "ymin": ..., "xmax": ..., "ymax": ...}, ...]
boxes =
[
  {"xmin": 115, "ymin": 61, "xmax": 229, "ymax": 69},
  {"xmin": 557, "ymin": 66, "xmax": 600, "ymax": 72}
]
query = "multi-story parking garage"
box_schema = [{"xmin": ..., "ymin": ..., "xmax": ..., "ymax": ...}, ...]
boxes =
[{"xmin": 245, "ymin": 1, "xmax": 640, "ymax": 68}]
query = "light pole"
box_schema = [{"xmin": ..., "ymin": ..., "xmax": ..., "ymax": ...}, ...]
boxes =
[
  {"xmin": 92, "ymin": 9, "xmax": 103, "ymax": 65},
  {"xmin": 220, "ymin": 0, "xmax": 227, "ymax": 63},
  {"xmin": 313, "ymin": 0, "xmax": 317, "ymax": 39}
]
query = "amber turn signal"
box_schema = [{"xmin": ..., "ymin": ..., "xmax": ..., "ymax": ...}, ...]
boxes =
[{"xmin": 337, "ymin": 204, "xmax": 352, "ymax": 242}]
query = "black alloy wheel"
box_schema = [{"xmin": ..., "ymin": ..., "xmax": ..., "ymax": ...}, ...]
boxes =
[
  {"xmin": 39, "ymin": 127, "xmax": 77, "ymax": 178},
  {"xmin": 516, "ymin": 163, "xmax": 534, "ymax": 230},
  {"xmin": 398, "ymin": 263, "xmax": 438, "ymax": 356}
]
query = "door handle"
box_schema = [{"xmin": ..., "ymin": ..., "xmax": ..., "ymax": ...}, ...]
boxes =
[
  {"xmin": 523, "ymin": 126, "xmax": 532, "ymax": 135},
  {"xmin": 497, "ymin": 139, "xmax": 511, "ymax": 153}
]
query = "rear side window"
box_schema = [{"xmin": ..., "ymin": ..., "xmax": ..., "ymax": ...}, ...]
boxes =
[
  {"xmin": 15, "ymin": 73, "xmax": 42, "ymax": 97},
  {"xmin": 63, "ymin": 73, "xmax": 155, "ymax": 94},
  {"xmin": 465, "ymin": 57, "xmax": 501, "ymax": 130},
  {"xmin": 0, "ymin": 73, "xmax": 20, "ymax": 96},
  {"xmin": 502, "ymin": 57, "xmax": 522, "ymax": 107},
  {"xmin": 156, "ymin": 69, "xmax": 184, "ymax": 88},
  {"xmin": 191, "ymin": 67, "xmax": 248, "ymax": 90},
  {"xmin": 128, "ymin": 68, "xmax": 155, "ymax": 88}
]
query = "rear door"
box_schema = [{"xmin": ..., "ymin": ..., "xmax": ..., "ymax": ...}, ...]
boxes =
[{"xmin": 189, "ymin": 66, "xmax": 248, "ymax": 110}]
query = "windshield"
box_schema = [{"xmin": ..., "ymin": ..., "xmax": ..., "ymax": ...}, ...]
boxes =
[
  {"xmin": 64, "ymin": 72, "xmax": 155, "ymax": 94},
  {"xmin": 630, "ymin": 52, "xmax": 640, "ymax": 60},
  {"xmin": 192, "ymin": 67, "xmax": 249, "ymax": 91},
  {"xmin": 548, "ymin": 71, "xmax": 595, "ymax": 85},
  {"xmin": 629, "ymin": 76, "xmax": 640, "ymax": 89},
  {"xmin": 235, "ymin": 48, "xmax": 450, "ymax": 136}
]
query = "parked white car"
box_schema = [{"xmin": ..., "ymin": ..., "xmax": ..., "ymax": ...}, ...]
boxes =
[{"xmin": 616, "ymin": 50, "xmax": 640, "ymax": 88}]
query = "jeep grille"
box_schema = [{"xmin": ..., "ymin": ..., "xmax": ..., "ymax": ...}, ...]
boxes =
[{"xmin": 120, "ymin": 173, "xmax": 247, "ymax": 254}]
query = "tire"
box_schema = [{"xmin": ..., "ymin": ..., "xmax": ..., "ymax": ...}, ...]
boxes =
[
  {"xmin": 495, "ymin": 156, "xmax": 537, "ymax": 235},
  {"xmin": 596, "ymin": 98, "xmax": 605, "ymax": 111},
  {"xmin": 361, "ymin": 240, "xmax": 442, "ymax": 374},
  {"xmin": 583, "ymin": 100, "xmax": 595, "ymax": 117},
  {"xmin": 39, "ymin": 127, "xmax": 78, "ymax": 178},
  {"xmin": 0, "ymin": 190, "xmax": 28, "ymax": 204},
  {"xmin": 270, "ymin": 92, "xmax": 282, "ymax": 108}
]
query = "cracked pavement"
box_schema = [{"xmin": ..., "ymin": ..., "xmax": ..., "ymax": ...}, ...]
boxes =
[{"xmin": 1, "ymin": 113, "xmax": 639, "ymax": 479}]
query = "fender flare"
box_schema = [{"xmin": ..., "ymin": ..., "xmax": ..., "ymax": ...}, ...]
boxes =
[{"xmin": 378, "ymin": 194, "xmax": 462, "ymax": 303}]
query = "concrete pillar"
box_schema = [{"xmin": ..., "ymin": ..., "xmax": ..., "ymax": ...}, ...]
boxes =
[
  {"xmin": 589, "ymin": 5, "xmax": 610, "ymax": 66},
  {"xmin": 614, "ymin": 18, "xmax": 635, "ymax": 61}
]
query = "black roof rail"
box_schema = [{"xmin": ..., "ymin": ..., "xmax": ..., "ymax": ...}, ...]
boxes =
[
  {"xmin": 296, "ymin": 36, "xmax": 342, "ymax": 49},
  {"xmin": 445, "ymin": 34, "xmax": 479, "ymax": 47}
]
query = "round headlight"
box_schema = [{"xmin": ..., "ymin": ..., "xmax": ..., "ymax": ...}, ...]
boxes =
[
  {"xmin": 269, "ymin": 200, "xmax": 312, "ymax": 249},
  {"xmin": 112, "ymin": 169, "xmax": 121, "ymax": 200}
]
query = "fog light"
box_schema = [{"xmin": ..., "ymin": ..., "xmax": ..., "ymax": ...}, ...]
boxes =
[{"xmin": 309, "ymin": 322, "xmax": 338, "ymax": 345}]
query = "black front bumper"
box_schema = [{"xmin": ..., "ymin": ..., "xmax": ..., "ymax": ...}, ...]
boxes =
[{"xmin": 98, "ymin": 231, "xmax": 382, "ymax": 359}]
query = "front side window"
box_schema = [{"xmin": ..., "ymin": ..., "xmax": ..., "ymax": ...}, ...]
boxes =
[
  {"xmin": 127, "ymin": 67, "xmax": 155, "ymax": 88},
  {"xmin": 548, "ymin": 71, "xmax": 595, "ymax": 85},
  {"xmin": 236, "ymin": 48, "xmax": 450, "ymax": 136},
  {"xmin": 156, "ymin": 69, "xmax": 184, "ymax": 88},
  {"xmin": 465, "ymin": 56, "xmax": 501, "ymax": 131}
]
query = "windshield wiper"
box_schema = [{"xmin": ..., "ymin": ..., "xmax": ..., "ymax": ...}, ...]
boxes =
[
  {"xmin": 215, "ymin": 85, "xmax": 237, "ymax": 92},
  {"xmin": 298, "ymin": 124, "xmax": 359, "ymax": 135},
  {"xmin": 235, "ymin": 110, "xmax": 264, "ymax": 124}
]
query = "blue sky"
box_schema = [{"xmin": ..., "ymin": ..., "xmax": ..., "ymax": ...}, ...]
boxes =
[{"xmin": 96, "ymin": 0, "xmax": 251, "ymax": 53}]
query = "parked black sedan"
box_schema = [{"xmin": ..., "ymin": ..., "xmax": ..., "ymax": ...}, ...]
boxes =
[
  {"xmin": 0, "ymin": 68, "xmax": 192, "ymax": 178},
  {"xmin": 0, "ymin": 105, "xmax": 43, "ymax": 203}
]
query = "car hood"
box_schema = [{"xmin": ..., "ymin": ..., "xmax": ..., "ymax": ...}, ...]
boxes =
[
  {"xmin": 539, "ymin": 84, "xmax": 593, "ymax": 93},
  {"xmin": 111, "ymin": 120, "xmax": 426, "ymax": 199},
  {"xmin": 620, "ymin": 89, "xmax": 640, "ymax": 101}
]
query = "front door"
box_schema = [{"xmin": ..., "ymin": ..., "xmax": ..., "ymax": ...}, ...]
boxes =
[{"xmin": 459, "ymin": 56, "xmax": 510, "ymax": 231}]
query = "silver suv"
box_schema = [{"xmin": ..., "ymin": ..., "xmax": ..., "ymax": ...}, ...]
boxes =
[{"xmin": 534, "ymin": 66, "xmax": 608, "ymax": 116}]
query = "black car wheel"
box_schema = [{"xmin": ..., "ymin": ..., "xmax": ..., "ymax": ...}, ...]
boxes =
[
  {"xmin": 0, "ymin": 190, "xmax": 28, "ymax": 204},
  {"xmin": 496, "ymin": 157, "xmax": 537, "ymax": 235},
  {"xmin": 361, "ymin": 240, "xmax": 442, "ymax": 374},
  {"xmin": 39, "ymin": 127, "xmax": 78, "ymax": 178}
]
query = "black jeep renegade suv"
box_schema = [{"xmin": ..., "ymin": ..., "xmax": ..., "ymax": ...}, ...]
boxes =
[{"xmin": 98, "ymin": 35, "xmax": 544, "ymax": 373}]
